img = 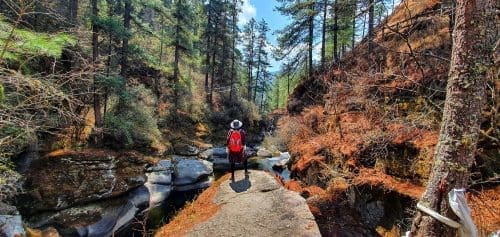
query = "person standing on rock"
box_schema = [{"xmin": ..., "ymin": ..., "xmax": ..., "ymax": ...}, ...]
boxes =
[{"xmin": 227, "ymin": 119, "xmax": 247, "ymax": 180}]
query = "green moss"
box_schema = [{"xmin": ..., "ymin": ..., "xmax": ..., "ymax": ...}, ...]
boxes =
[
  {"xmin": 0, "ymin": 83, "xmax": 4, "ymax": 104},
  {"xmin": 0, "ymin": 17, "xmax": 76, "ymax": 62}
]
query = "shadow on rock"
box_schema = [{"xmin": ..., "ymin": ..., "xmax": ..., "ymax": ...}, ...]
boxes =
[{"xmin": 229, "ymin": 175, "xmax": 251, "ymax": 193}]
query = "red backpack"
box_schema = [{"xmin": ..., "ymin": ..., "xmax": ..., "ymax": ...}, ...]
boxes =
[{"xmin": 228, "ymin": 130, "xmax": 243, "ymax": 152}]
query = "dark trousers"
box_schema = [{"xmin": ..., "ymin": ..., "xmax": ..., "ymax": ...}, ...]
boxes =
[{"xmin": 229, "ymin": 150, "xmax": 247, "ymax": 178}]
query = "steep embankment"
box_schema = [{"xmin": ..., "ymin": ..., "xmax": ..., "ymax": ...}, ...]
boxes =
[
  {"xmin": 279, "ymin": 0, "xmax": 499, "ymax": 236},
  {"xmin": 155, "ymin": 170, "xmax": 320, "ymax": 237}
]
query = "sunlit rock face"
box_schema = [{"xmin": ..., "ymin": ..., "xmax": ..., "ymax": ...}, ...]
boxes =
[
  {"xmin": 15, "ymin": 149, "xmax": 216, "ymax": 237},
  {"xmin": 172, "ymin": 156, "xmax": 213, "ymax": 191},
  {"xmin": 18, "ymin": 150, "xmax": 149, "ymax": 213},
  {"xmin": 145, "ymin": 160, "xmax": 173, "ymax": 208}
]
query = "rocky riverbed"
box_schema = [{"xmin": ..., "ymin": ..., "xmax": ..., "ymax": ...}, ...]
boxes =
[{"xmin": 0, "ymin": 144, "xmax": 293, "ymax": 237}]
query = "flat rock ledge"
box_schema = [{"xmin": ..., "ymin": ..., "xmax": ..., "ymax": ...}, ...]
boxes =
[{"xmin": 185, "ymin": 170, "xmax": 320, "ymax": 237}]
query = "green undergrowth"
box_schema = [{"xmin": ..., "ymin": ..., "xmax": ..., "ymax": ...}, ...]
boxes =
[{"xmin": 0, "ymin": 17, "xmax": 76, "ymax": 63}]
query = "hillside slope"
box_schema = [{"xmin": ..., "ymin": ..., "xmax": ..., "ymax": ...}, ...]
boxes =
[{"xmin": 279, "ymin": 0, "xmax": 499, "ymax": 235}]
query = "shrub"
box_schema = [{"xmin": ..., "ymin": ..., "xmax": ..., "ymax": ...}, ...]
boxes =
[
  {"xmin": 103, "ymin": 85, "xmax": 161, "ymax": 150},
  {"xmin": 207, "ymin": 97, "xmax": 262, "ymax": 142}
]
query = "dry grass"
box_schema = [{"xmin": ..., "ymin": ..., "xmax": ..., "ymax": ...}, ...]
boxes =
[
  {"xmin": 386, "ymin": 0, "xmax": 441, "ymax": 28},
  {"xmin": 278, "ymin": 0, "xmax": 498, "ymax": 235},
  {"xmin": 154, "ymin": 174, "xmax": 230, "ymax": 237},
  {"xmin": 284, "ymin": 180, "xmax": 303, "ymax": 193},
  {"xmin": 353, "ymin": 168, "xmax": 424, "ymax": 199},
  {"xmin": 46, "ymin": 148, "xmax": 118, "ymax": 158},
  {"xmin": 468, "ymin": 187, "xmax": 500, "ymax": 235}
]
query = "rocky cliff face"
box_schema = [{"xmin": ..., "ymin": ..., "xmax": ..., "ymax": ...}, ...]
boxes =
[
  {"xmin": 3, "ymin": 149, "xmax": 214, "ymax": 237},
  {"xmin": 19, "ymin": 150, "xmax": 148, "ymax": 214}
]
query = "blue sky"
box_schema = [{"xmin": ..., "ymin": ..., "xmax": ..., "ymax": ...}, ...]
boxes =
[
  {"xmin": 239, "ymin": 0, "xmax": 403, "ymax": 72},
  {"xmin": 239, "ymin": 0, "xmax": 289, "ymax": 72}
]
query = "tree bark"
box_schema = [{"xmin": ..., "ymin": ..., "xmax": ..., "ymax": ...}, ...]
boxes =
[
  {"xmin": 308, "ymin": 3, "xmax": 314, "ymax": 79},
  {"xmin": 260, "ymin": 88, "xmax": 264, "ymax": 111},
  {"xmin": 121, "ymin": 0, "xmax": 132, "ymax": 79},
  {"xmin": 275, "ymin": 77, "xmax": 279, "ymax": 109},
  {"xmin": 320, "ymin": 0, "xmax": 327, "ymax": 68},
  {"xmin": 247, "ymin": 21, "xmax": 255, "ymax": 101},
  {"xmin": 68, "ymin": 0, "xmax": 78, "ymax": 23},
  {"xmin": 104, "ymin": 0, "xmax": 114, "ymax": 117},
  {"xmin": 362, "ymin": 11, "xmax": 366, "ymax": 38},
  {"xmin": 368, "ymin": 0, "xmax": 374, "ymax": 53},
  {"xmin": 332, "ymin": 0, "xmax": 338, "ymax": 62},
  {"xmin": 91, "ymin": 0, "xmax": 102, "ymax": 129},
  {"xmin": 173, "ymin": 0, "xmax": 182, "ymax": 107},
  {"xmin": 254, "ymin": 44, "xmax": 262, "ymax": 103},
  {"xmin": 410, "ymin": 0, "xmax": 489, "ymax": 236},
  {"xmin": 230, "ymin": 0, "xmax": 237, "ymax": 101},
  {"xmin": 205, "ymin": 0, "xmax": 212, "ymax": 100},
  {"xmin": 351, "ymin": 0, "xmax": 356, "ymax": 50},
  {"xmin": 209, "ymin": 44, "xmax": 216, "ymax": 105}
]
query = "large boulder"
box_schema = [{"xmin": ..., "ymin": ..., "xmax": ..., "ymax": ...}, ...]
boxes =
[
  {"xmin": 145, "ymin": 160, "xmax": 173, "ymax": 208},
  {"xmin": 173, "ymin": 143, "xmax": 200, "ymax": 156},
  {"xmin": 19, "ymin": 150, "xmax": 151, "ymax": 214},
  {"xmin": 172, "ymin": 157, "xmax": 213, "ymax": 191},
  {"xmin": 24, "ymin": 158, "xmax": 175, "ymax": 237},
  {"xmin": 184, "ymin": 170, "xmax": 321, "ymax": 237},
  {"xmin": 198, "ymin": 149, "xmax": 214, "ymax": 160},
  {"xmin": 26, "ymin": 197, "xmax": 138, "ymax": 237}
]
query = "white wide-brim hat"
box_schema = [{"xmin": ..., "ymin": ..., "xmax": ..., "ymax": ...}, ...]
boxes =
[{"xmin": 230, "ymin": 120, "xmax": 242, "ymax": 129}]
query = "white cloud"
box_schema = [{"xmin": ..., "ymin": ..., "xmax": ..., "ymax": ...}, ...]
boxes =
[{"xmin": 239, "ymin": 0, "xmax": 256, "ymax": 26}]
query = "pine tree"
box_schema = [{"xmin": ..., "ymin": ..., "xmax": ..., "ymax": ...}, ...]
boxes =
[
  {"xmin": 332, "ymin": 0, "xmax": 339, "ymax": 62},
  {"xmin": 367, "ymin": 0, "xmax": 374, "ymax": 53},
  {"xmin": 242, "ymin": 18, "xmax": 257, "ymax": 101},
  {"xmin": 320, "ymin": 0, "xmax": 329, "ymax": 67},
  {"xmin": 229, "ymin": 0, "xmax": 240, "ymax": 101},
  {"xmin": 276, "ymin": 0, "xmax": 318, "ymax": 80},
  {"xmin": 253, "ymin": 19, "xmax": 270, "ymax": 103},
  {"xmin": 91, "ymin": 0, "xmax": 102, "ymax": 129},
  {"xmin": 171, "ymin": 0, "xmax": 195, "ymax": 107},
  {"xmin": 121, "ymin": 0, "xmax": 132, "ymax": 78},
  {"xmin": 204, "ymin": 0, "xmax": 214, "ymax": 103},
  {"xmin": 410, "ymin": 0, "xmax": 493, "ymax": 236}
]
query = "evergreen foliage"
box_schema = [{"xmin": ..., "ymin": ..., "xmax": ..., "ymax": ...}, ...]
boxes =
[{"xmin": 0, "ymin": 17, "xmax": 76, "ymax": 62}]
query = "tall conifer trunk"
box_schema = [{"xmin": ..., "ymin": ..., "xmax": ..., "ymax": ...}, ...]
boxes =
[
  {"xmin": 68, "ymin": 0, "xmax": 78, "ymax": 23},
  {"xmin": 230, "ymin": 0, "xmax": 237, "ymax": 101},
  {"xmin": 173, "ymin": 0, "xmax": 182, "ymax": 107},
  {"xmin": 308, "ymin": 3, "xmax": 314, "ymax": 79},
  {"xmin": 410, "ymin": 0, "xmax": 492, "ymax": 236},
  {"xmin": 121, "ymin": 0, "xmax": 131, "ymax": 78},
  {"xmin": 320, "ymin": 0, "xmax": 327, "ymax": 67},
  {"xmin": 332, "ymin": 0, "xmax": 338, "ymax": 62},
  {"xmin": 351, "ymin": 0, "xmax": 356, "ymax": 50},
  {"xmin": 205, "ymin": 0, "xmax": 212, "ymax": 103},
  {"xmin": 91, "ymin": 0, "xmax": 101, "ymax": 129},
  {"xmin": 367, "ymin": 0, "xmax": 374, "ymax": 53}
]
